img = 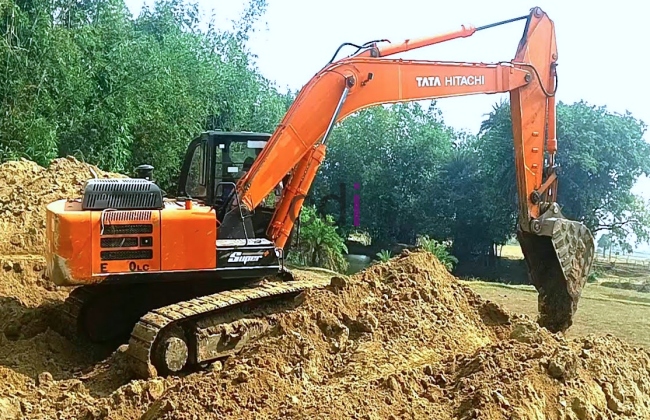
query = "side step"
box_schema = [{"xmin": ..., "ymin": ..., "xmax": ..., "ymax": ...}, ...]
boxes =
[{"xmin": 125, "ymin": 274, "xmax": 334, "ymax": 378}]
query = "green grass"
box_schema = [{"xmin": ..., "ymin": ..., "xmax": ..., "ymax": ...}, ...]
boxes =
[
  {"xmin": 463, "ymin": 280, "xmax": 650, "ymax": 349},
  {"xmin": 462, "ymin": 245, "xmax": 650, "ymax": 349}
]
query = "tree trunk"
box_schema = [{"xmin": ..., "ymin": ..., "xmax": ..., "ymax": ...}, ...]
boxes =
[
  {"xmin": 488, "ymin": 243, "xmax": 496, "ymax": 267},
  {"xmin": 312, "ymin": 246, "xmax": 319, "ymax": 267}
]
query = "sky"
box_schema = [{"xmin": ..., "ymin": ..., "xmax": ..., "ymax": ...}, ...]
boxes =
[{"xmin": 123, "ymin": 0, "xmax": 650, "ymax": 202}]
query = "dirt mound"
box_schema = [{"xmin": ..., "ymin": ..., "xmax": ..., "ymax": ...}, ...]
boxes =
[
  {"xmin": 1, "ymin": 250, "xmax": 650, "ymax": 419},
  {"xmin": 0, "ymin": 157, "xmax": 123, "ymax": 307},
  {"xmin": 1, "ymin": 157, "xmax": 650, "ymax": 419},
  {"xmin": 0, "ymin": 157, "xmax": 127, "ymax": 419},
  {"xmin": 0, "ymin": 157, "xmax": 124, "ymax": 256}
]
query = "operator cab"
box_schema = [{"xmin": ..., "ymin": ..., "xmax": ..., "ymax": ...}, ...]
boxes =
[
  {"xmin": 178, "ymin": 130, "xmax": 269, "ymax": 207},
  {"xmin": 177, "ymin": 130, "xmax": 288, "ymax": 244}
]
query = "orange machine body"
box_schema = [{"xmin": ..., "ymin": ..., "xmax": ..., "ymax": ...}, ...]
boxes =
[{"xmin": 46, "ymin": 198, "xmax": 217, "ymax": 286}]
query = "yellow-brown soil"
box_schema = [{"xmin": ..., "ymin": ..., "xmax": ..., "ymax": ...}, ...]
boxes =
[{"xmin": 0, "ymin": 158, "xmax": 649, "ymax": 419}]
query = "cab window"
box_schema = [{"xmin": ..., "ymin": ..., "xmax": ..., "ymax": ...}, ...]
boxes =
[
  {"xmin": 185, "ymin": 141, "xmax": 207, "ymax": 198},
  {"xmin": 214, "ymin": 141, "xmax": 259, "ymax": 199}
]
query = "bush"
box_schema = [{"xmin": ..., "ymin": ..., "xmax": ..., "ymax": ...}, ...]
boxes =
[
  {"xmin": 376, "ymin": 249, "xmax": 392, "ymax": 262},
  {"xmin": 416, "ymin": 235, "xmax": 458, "ymax": 272},
  {"xmin": 286, "ymin": 205, "xmax": 349, "ymax": 273},
  {"xmin": 587, "ymin": 269, "xmax": 603, "ymax": 283}
]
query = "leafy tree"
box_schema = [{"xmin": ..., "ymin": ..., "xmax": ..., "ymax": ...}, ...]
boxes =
[
  {"xmin": 287, "ymin": 205, "xmax": 349, "ymax": 273},
  {"xmin": 435, "ymin": 132, "xmax": 515, "ymax": 260},
  {"xmin": 312, "ymin": 102, "xmax": 455, "ymax": 247},
  {"xmin": 0, "ymin": 0, "xmax": 291, "ymax": 191},
  {"xmin": 597, "ymin": 233, "xmax": 612, "ymax": 258},
  {"xmin": 477, "ymin": 99, "xmax": 650, "ymax": 251}
]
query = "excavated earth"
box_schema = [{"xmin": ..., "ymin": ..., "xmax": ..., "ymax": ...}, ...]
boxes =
[{"xmin": 1, "ymin": 157, "xmax": 650, "ymax": 419}]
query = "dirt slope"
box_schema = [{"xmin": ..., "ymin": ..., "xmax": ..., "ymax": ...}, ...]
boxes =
[{"xmin": 1, "ymin": 158, "xmax": 650, "ymax": 419}]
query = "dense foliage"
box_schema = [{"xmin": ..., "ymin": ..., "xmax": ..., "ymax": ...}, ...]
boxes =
[
  {"xmin": 476, "ymin": 100, "xmax": 650, "ymax": 252},
  {"xmin": 1, "ymin": 0, "xmax": 649, "ymax": 267},
  {"xmin": 311, "ymin": 102, "xmax": 455, "ymax": 246},
  {"xmin": 0, "ymin": 0, "xmax": 292, "ymax": 190},
  {"xmin": 315, "ymin": 100, "xmax": 650, "ymax": 257},
  {"xmin": 286, "ymin": 205, "xmax": 349, "ymax": 273}
]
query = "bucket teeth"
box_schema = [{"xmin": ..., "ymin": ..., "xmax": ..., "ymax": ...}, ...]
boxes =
[
  {"xmin": 518, "ymin": 209, "xmax": 595, "ymax": 333},
  {"xmin": 551, "ymin": 218, "xmax": 595, "ymax": 299}
]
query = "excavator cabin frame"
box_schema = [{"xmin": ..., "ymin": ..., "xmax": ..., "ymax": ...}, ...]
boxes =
[
  {"xmin": 175, "ymin": 130, "xmax": 294, "ymax": 279},
  {"xmin": 45, "ymin": 6, "xmax": 595, "ymax": 378}
]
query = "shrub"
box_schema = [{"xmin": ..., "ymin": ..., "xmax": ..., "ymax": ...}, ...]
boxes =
[
  {"xmin": 416, "ymin": 235, "xmax": 458, "ymax": 272},
  {"xmin": 376, "ymin": 249, "xmax": 392, "ymax": 262},
  {"xmin": 587, "ymin": 268, "xmax": 603, "ymax": 283},
  {"xmin": 287, "ymin": 205, "xmax": 349, "ymax": 273}
]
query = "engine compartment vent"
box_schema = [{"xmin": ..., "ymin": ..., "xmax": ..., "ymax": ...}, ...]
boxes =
[{"xmin": 82, "ymin": 179, "xmax": 164, "ymax": 210}]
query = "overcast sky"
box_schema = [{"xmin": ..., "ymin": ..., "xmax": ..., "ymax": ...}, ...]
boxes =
[{"xmin": 124, "ymin": 0, "xmax": 650, "ymax": 200}]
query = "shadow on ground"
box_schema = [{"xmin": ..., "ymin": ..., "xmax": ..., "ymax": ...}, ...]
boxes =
[{"xmin": 454, "ymin": 257, "xmax": 530, "ymax": 285}]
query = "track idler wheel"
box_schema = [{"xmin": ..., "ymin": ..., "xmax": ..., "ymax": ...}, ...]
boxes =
[
  {"xmin": 518, "ymin": 205, "xmax": 595, "ymax": 333},
  {"xmin": 151, "ymin": 326, "xmax": 189, "ymax": 376}
]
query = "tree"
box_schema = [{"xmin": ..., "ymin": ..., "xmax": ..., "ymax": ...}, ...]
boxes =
[
  {"xmin": 0, "ymin": 0, "xmax": 291, "ymax": 191},
  {"xmin": 478, "ymin": 99, "xmax": 650, "ymax": 251},
  {"xmin": 436, "ymin": 132, "xmax": 517, "ymax": 260},
  {"xmin": 597, "ymin": 234, "xmax": 612, "ymax": 258},
  {"xmin": 312, "ymin": 102, "xmax": 455, "ymax": 248}
]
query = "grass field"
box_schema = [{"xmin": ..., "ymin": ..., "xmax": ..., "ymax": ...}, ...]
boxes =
[
  {"xmin": 463, "ymin": 280, "xmax": 650, "ymax": 349},
  {"xmin": 463, "ymin": 243, "xmax": 650, "ymax": 349}
]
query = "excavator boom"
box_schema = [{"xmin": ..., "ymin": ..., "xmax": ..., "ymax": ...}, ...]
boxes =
[
  {"xmin": 235, "ymin": 60, "xmax": 530, "ymax": 213},
  {"xmin": 223, "ymin": 6, "xmax": 594, "ymax": 332}
]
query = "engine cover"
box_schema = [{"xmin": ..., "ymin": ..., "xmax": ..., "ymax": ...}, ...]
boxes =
[{"xmin": 82, "ymin": 178, "xmax": 164, "ymax": 210}]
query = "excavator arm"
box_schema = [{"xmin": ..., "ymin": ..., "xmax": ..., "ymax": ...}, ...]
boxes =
[{"xmin": 221, "ymin": 7, "xmax": 595, "ymax": 333}]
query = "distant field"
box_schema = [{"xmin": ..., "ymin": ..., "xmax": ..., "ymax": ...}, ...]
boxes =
[
  {"xmin": 463, "ymin": 280, "xmax": 650, "ymax": 349},
  {"xmin": 499, "ymin": 244, "xmax": 525, "ymax": 260},
  {"xmin": 500, "ymin": 243, "xmax": 650, "ymax": 283},
  {"xmin": 501, "ymin": 243, "xmax": 650, "ymax": 264},
  {"xmin": 462, "ymin": 242, "xmax": 650, "ymax": 348}
]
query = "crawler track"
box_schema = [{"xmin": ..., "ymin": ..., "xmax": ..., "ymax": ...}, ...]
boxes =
[
  {"xmin": 54, "ymin": 275, "xmax": 270, "ymax": 345},
  {"xmin": 125, "ymin": 275, "xmax": 333, "ymax": 378},
  {"xmin": 52, "ymin": 269, "xmax": 335, "ymax": 378},
  {"xmin": 54, "ymin": 285, "xmax": 130, "ymax": 344}
]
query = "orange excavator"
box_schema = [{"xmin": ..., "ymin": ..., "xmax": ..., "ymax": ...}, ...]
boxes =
[{"xmin": 45, "ymin": 7, "xmax": 594, "ymax": 378}]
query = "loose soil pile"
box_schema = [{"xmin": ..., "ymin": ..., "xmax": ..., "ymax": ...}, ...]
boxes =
[{"xmin": 1, "ymin": 158, "xmax": 650, "ymax": 419}]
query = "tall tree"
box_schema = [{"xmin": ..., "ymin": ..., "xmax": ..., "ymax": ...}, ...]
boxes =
[
  {"xmin": 313, "ymin": 102, "xmax": 455, "ymax": 247},
  {"xmin": 0, "ymin": 0, "xmax": 291, "ymax": 190},
  {"xmin": 478, "ymin": 99, "xmax": 650, "ymax": 250}
]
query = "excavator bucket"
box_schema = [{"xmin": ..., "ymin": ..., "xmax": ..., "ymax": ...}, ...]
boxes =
[{"xmin": 517, "ymin": 205, "xmax": 595, "ymax": 333}]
